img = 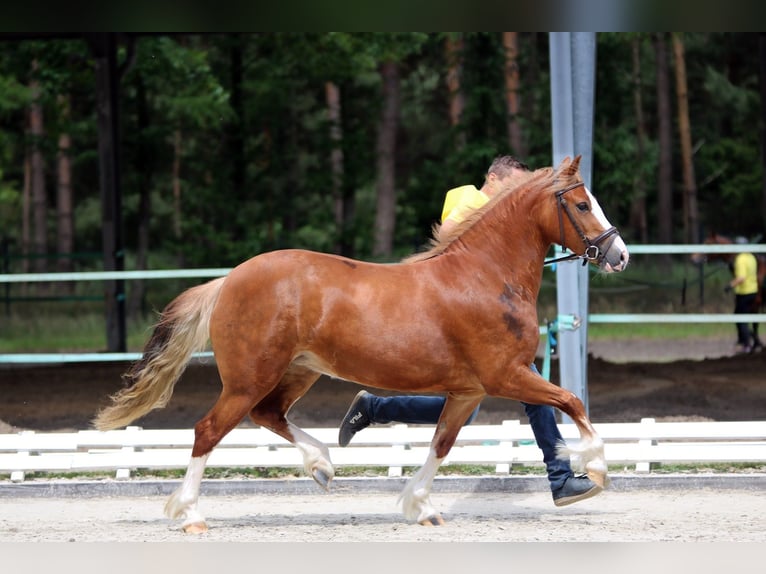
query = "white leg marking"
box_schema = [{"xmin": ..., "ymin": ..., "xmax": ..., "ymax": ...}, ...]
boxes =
[
  {"xmin": 556, "ymin": 435, "xmax": 610, "ymax": 487},
  {"xmin": 399, "ymin": 448, "xmax": 443, "ymax": 522},
  {"xmin": 165, "ymin": 454, "xmax": 209, "ymax": 524},
  {"xmin": 290, "ymin": 423, "xmax": 334, "ymax": 487}
]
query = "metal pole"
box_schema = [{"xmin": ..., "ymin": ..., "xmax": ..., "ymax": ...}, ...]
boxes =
[{"xmin": 549, "ymin": 32, "xmax": 596, "ymax": 423}]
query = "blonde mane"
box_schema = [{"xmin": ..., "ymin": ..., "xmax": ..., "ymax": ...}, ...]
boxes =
[{"xmin": 403, "ymin": 166, "xmax": 557, "ymax": 264}]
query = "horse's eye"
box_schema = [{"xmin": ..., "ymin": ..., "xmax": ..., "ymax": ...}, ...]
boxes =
[{"xmin": 577, "ymin": 202, "xmax": 589, "ymax": 212}]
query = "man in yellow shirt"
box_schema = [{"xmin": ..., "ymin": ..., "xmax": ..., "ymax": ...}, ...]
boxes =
[
  {"xmin": 338, "ymin": 156, "xmax": 602, "ymax": 508},
  {"xmin": 726, "ymin": 237, "xmax": 761, "ymax": 353}
]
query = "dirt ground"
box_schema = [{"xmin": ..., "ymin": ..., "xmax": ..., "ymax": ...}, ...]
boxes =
[
  {"xmin": 1, "ymin": 336, "xmax": 764, "ymax": 432},
  {"xmin": 2, "ymin": 488, "xmax": 765, "ymax": 542},
  {"xmin": 1, "ymin": 337, "xmax": 765, "ymax": 547}
]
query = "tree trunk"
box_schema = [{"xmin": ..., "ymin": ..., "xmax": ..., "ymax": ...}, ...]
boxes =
[
  {"xmin": 172, "ymin": 128, "xmax": 184, "ymax": 267},
  {"xmin": 760, "ymin": 33, "xmax": 766, "ymax": 231},
  {"xmin": 672, "ymin": 33, "xmax": 699, "ymax": 243},
  {"xmin": 29, "ymin": 61, "xmax": 47, "ymax": 278},
  {"xmin": 373, "ymin": 60, "xmax": 400, "ymax": 259},
  {"xmin": 654, "ymin": 33, "xmax": 674, "ymax": 251},
  {"xmin": 325, "ymin": 81, "xmax": 356, "ymax": 257},
  {"xmin": 503, "ymin": 32, "xmax": 525, "ymax": 157},
  {"xmin": 228, "ymin": 34, "xmax": 246, "ymax": 242},
  {"xmin": 56, "ymin": 94, "xmax": 74, "ymax": 294},
  {"xmin": 21, "ymin": 154, "xmax": 31, "ymax": 277},
  {"xmin": 445, "ymin": 33, "xmax": 465, "ymax": 148},
  {"xmin": 129, "ymin": 75, "xmax": 152, "ymax": 319},
  {"xmin": 630, "ymin": 36, "xmax": 649, "ymax": 244},
  {"xmin": 325, "ymin": 81, "xmax": 347, "ymax": 255}
]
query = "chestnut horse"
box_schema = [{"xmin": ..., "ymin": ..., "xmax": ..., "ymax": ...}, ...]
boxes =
[
  {"xmin": 692, "ymin": 232, "xmax": 766, "ymax": 348},
  {"xmin": 94, "ymin": 156, "xmax": 629, "ymax": 532}
]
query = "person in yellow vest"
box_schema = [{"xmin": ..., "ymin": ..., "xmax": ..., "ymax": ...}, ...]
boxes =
[
  {"xmin": 725, "ymin": 237, "xmax": 761, "ymax": 353},
  {"xmin": 338, "ymin": 155, "xmax": 602, "ymax": 508}
]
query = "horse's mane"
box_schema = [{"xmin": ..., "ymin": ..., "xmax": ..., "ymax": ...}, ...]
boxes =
[{"xmin": 403, "ymin": 166, "xmax": 557, "ymax": 264}]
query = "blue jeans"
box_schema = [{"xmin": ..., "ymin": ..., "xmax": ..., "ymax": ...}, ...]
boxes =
[
  {"xmin": 365, "ymin": 364, "xmax": 572, "ymax": 491},
  {"xmin": 734, "ymin": 292, "xmax": 758, "ymax": 346}
]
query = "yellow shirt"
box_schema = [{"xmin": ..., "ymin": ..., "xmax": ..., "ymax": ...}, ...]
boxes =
[
  {"xmin": 440, "ymin": 185, "xmax": 489, "ymax": 224},
  {"xmin": 733, "ymin": 252, "xmax": 758, "ymax": 295}
]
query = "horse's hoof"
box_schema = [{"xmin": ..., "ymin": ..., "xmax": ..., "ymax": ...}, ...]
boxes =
[
  {"xmin": 183, "ymin": 521, "xmax": 208, "ymax": 534},
  {"xmin": 586, "ymin": 469, "xmax": 609, "ymax": 488},
  {"xmin": 418, "ymin": 514, "xmax": 445, "ymax": 526},
  {"xmin": 312, "ymin": 468, "xmax": 333, "ymax": 491}
]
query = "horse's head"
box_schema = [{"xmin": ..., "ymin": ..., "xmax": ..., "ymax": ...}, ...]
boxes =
[
  {"xmin": 691, "ymin": 233, "xmax": 734, "ymax": 265},
  {"xmin": 550, "ymin": 156, "xmax": 629, "ymax": 273}
]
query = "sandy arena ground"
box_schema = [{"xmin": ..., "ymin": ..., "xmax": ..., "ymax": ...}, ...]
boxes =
[
  {"xmin": 1, "ymin": 337, "xmax": 765, "ymax": 548},
  {"xmin": 1, "ymin": 485, "xmax": 765, "ymax": 542}
]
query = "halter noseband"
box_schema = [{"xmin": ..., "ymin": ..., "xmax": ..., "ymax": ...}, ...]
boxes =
[{"xmin": 545, "ymin": 182, "xmax": 620, "ymax": 267}]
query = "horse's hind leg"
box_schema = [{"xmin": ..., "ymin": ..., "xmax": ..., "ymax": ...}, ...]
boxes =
[
  {"xmin": 164, "ymin": 388, "xmax": 258, "ymax": 533},
  {"xmin": 248, "ymin": 365, "xmax": 333, "ymax": 489},
  {"xmin": 400, "ymin": 394, "xmax": 482, "ymax": 525}
]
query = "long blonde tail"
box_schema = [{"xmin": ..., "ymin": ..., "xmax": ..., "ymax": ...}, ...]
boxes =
[{"xmin": 93, "ymin": 277, "xmax": 227, "ymax": 430}]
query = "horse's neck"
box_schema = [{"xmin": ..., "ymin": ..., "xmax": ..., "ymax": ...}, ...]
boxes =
[{"xmin": 446, "ymin": 189, "xmax": 550, "ymax": 289}]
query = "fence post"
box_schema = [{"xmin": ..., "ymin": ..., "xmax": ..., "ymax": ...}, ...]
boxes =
[
  {"xmin": 2, "ymin": 238, "xmax": 9, "ymax": 317},
  {"xmin": 90, "ymin": 33, "xmax": 127, "ymax": 353},
  {"xmin": 387, "ymin": 423, "xmax": 409, "ymax": 477},
  {"xmin": 636, "ymin": 417, "xmax": 657, "ymax": 472}
]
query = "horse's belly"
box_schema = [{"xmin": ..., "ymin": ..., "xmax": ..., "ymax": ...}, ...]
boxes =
[{"xmin": 292, "ymin": 350, "xmax": 458, "ymax": 393}]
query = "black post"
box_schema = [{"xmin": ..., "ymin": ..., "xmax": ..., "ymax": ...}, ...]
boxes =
[
  {"xmin": 2, "ymin": 237, "xmax": 9, "ymax": 317},
  {"xmin": 89, "ymin": 33, "xmax": 126, "ymax": 352}
]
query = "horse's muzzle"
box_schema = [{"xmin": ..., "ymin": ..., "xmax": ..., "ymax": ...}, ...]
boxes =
[{"xmin": 599, "ymin": 238, "xmax": 629, "ymax": 272}]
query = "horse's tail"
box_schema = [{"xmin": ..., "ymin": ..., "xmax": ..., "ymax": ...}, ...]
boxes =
[{"xmin": 93, "ymin": 276, "xmax": 227, "ymax": 431}]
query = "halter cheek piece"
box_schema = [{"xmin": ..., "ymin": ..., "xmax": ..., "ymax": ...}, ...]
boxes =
[{"xmin": 546, "ymin": 182, "xmax": 620, "ymax": 267}]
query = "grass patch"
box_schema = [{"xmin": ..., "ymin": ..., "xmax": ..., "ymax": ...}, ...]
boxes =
[
  {"xmin": 4, "ymin": 462, "xmax": 764, "ymax": 482},
  {"xmin": 0, "ymin": 307, "xmax": 156, "ymax": 353},
  {"xmin": 0, "ymin": 257, "xmax": 737, "ymax": 353},
  {"xmin": 587, "ymin": 322, "xmax": 728, "ymax": 340}
]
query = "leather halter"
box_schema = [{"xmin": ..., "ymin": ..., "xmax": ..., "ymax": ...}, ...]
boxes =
[{"xmin": 545, "ymin": 181, "xmax": 620, "ymax": 267}]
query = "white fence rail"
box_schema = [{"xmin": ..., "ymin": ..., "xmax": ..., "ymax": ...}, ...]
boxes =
[{"xmin": 2, "ymin": 419, "xmax": 765, "ymax": 483}]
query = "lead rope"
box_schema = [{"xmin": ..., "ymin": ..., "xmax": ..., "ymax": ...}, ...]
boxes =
[{"xmin": 544, "ymin": 251, "xmax": 586, "ymax": 266}]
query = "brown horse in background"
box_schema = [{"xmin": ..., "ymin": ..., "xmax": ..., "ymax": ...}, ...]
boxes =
[{"xmin": 94, "ymin": 156, "xmax": 629, "ymax": 532}]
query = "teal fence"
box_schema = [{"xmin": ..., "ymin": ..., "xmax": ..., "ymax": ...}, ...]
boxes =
[{"xmin": 1, "ymin": 244, "xmax": 765, "ymax": 368}]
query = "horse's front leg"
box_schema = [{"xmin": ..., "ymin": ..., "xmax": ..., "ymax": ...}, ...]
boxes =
[
  {"xmin": 550, "ymin": 394, "xmax": 609, "ymax": 488},
  {"xmin": 399, "ymin": 394, "xmax": 483, "ymax": 525},
  {"xmin": 492, "ymin": 364, "xmax": 609, "ymax": 488}
]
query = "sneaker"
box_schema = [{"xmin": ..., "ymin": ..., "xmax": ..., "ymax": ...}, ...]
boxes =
[
  {"xmin": 552, "ymin": 474, "xmax": 603, "ymax": 507},
  {"xmin": 338, "ymin": 391, "xmax": 372, "ymax": 447}
]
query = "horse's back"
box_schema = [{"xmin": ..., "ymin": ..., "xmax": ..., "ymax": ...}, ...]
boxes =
[
  {"xmin": 211, "ymin": 247, "xmax": 436, "ymax": 340},
  {"xmin": 206, "ymin": 248, "xmax": 463, "ymax": 391}
]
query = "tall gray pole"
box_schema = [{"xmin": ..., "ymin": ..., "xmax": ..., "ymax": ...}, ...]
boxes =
[{"xmin": 549, "ymin": 32, "xmax": 596, "ymax": 423}]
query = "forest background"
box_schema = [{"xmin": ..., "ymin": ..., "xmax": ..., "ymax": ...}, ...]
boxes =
[{"xmin": 1, "ymin": 32, "xmax": 765, "ymax": 328}]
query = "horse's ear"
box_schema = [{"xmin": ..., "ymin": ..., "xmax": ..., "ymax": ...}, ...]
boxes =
[{"xmin": 558, "ymin": 155, "xmax": 580, "ymax": 177}]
